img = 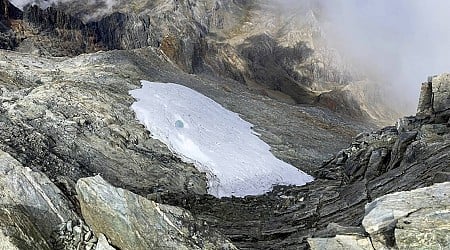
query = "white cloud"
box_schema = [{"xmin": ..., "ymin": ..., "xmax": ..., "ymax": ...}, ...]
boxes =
[{"xmin": 320, "ymin": 0, "xmax": 450, "ymax": 113}]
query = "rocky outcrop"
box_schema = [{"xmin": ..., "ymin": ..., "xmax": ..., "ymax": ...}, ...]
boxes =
[
  {"xmin": 362, "ymin": 182, "xmax": 450, "ymax": 249},
  {"xmin": 307, "ymin": 235, "xmax": 373, "ymax": 250},
  {"xmin": 0, "ymin": 2, "xmax": 449, "ymax": 248},
  {"xmin": 0, "ymin": 45, "xmax": 370, "ymax": 249},
  {"xmin": 431, "ymin": 74, "xmax": 450, "ymax": 115},
  {"xmin": 417, "ymin": 74, "xmax": 450, "ymax": 118},
  {"xmin": 0, "ymin": 206, "xmax": 51, "ymax": 250},
  {"xmin": 317, "ymin": 76, "xmax": 449, "ymax": 198},
  {"xmin": 76, "ymin": 175, "xmax": 236, "ymax": 250},
  {"xmin": 0, "ymin": 150, "xmax": 78, "ymax": 240},
  {"xmin": 0, "ymin": 149, "xmax": 88, "ymax": 249},
  {"xmin": 307, "ymin": 182, "xmax": 450, "ymax": 250}
]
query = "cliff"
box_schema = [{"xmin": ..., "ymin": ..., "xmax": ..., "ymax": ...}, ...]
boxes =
[{"xmin": 1, "ymin": 0, "xmax": 398, "ymax": 122}]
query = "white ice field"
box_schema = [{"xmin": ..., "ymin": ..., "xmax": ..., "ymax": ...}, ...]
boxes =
[{"xmin": 130, "ymin": 81, "xmax": 313, "ymax": 197}]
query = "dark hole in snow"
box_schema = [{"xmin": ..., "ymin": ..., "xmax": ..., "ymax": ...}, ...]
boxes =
[{"xmin": 175, "ymin": 120, "xmax": 184, "ymax": 128}]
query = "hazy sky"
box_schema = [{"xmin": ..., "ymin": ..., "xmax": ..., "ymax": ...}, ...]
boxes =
[{"xmin": 320, "ymin": 0, "xmax": 450, "ymax": 113}]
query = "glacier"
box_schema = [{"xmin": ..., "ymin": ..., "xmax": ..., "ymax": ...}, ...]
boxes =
[{"xmin": 130, "ymin": 81, "xmax": 314, "ymax": 197}]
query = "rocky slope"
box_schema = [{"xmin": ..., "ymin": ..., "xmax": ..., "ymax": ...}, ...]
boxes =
[
  {"xmin": 0, "ymin": 41, "xmax": 448, "ymax": 248},
  {"xmin": 2, "ymin": 0, "xmax": 399, "ymax": 122},
  {"xmin": 158, "ymin": 74, "xmax": 449, "ymax": 249},
  {"xmin": 0, "ymin": 1, "xmax": 448, "ymax": 249}
]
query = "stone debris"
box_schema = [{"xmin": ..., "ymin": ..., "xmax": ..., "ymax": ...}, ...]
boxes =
[{"xmin": 51, "ymin": 219, "xmax": 100, "ymax": 250}]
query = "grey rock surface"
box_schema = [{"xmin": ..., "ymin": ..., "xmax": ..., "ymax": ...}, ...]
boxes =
[
  {"xmin": 51, "ymin": 219, "xmax": 99, "ymax": 250},
  {"xmin": 76, "ymin": 175, "xmax": 236, "ymax": 250},
  {"xmin": 0, "ymin": 149, "xmax": 78, "ymax": 240},
  {"xmin": 431, "ymin": 73, "xmax": 450, "ymax": 114},
  {"xmin": 0, "ymin": 1, "xmax": 448, "ymax": 249},
  {"xmin": 3, "ymin": 0, "xmax": 399, "ymax": 121},
  {"xmin": 0, "ymin": 206, "xmax": 51, "ymax": 250},
  {"xmin": 0, "ymin": 46, "xmax": 365, "ymax": 197},
  {"xmin": 363, "ymin": 182, "xmax": 450, "ymax": 249},
  {"xmin": 95, "ymin": 234, "xmax": 115, "ymax": 250},
  {"xmin": 307, "ymin": 235, "xmax": 373, "ymax": 250},
  {"xmin": 162, "ymin": 75, "xmax": 449, "ymax": 249}
]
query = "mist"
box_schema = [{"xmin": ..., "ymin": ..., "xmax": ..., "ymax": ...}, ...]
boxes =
[{"xmin": 318, "ymin": 0, "xmax": 450, "ymax": 114}]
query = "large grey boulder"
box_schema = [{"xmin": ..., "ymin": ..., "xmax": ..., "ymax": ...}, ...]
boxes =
[
  {"xmin": 307, "ymin": 235, "xmax": 373, "ymax": 250},
  {"xmin": 362, "ymin": 182, "xmax": 450, "ymax": 249},
  {"xmin": 0, "ymin": 150, "xmax": 78, "ymax": 242},
  {"xmin": 76, "ymin": 175, "xmax": 236, "ymax": 250}
]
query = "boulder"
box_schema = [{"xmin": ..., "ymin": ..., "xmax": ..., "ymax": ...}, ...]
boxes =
[
  {"xmin": 417, "ymin": 81, "xmax": 434, "ymax": 116},
  {"xmin": 95, "ymin": 234, "xmax": 115, "ymax": 250},
  {"xmin": 362, "ymin": 182, "xmax": 450, "ymax": 249},
  {"xmin": 0, "ymin": 206, "xmax": 51, "ymax": 250},
  {"xmin": 395, "ymin": 207, "xmax": 450, "ymax": 249},
  {"xmin": 76, "ymin": 175, "xmax": 236, "ymax": 250},
  {"xmin": 307, "ymin": 235, "xmax": 373, "ymax": 250},
  {"xmin": 0, "ymin": 150, "xmax": 78, "ymax": 240}
]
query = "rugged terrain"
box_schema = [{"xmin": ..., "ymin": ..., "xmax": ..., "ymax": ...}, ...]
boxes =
[{"xmin": 0, "ymin": 0, "xmax": 449, "ymax": 249}]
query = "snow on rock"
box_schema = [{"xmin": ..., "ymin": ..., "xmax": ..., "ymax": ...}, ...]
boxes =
[{"xmin": 129, "ymin": 81, "xmax": 314, "ymax": 197}]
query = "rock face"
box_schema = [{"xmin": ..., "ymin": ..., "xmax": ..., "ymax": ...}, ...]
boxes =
[
  {"xmin": 0, "ymin": 207, "xmax": 51, "ymax": 250},
  {"xmin": 76, "ymin": 175, "xmax": 236, "ymax": 250},
  {"xmin": 0, "ymin": 150, "xmax": 78, "ymax": 240},
  {"xmin": 0, "ymin": 46, "xmax": 365, "ymax": 198},
  {"xmin": 431, "ymin": 74, "xmax": 450, "ymax": 115},
  {"xmin": 417, "ymin": 74, "xmax": 450, "ymax": 117},
  {"xmin": 2, "ymin": 0, "xmax": 397, "ymax": 121},
  {"xmin": 0, "ymin": 151, "xmax": 78, "ymax": 249},
  {"xmin": 363, "ymin": 182, "xmax": 450, "ymax": 249},
  {"xmin": 307, "ymin": 235, "xmax": 373, "ymax": 250}
]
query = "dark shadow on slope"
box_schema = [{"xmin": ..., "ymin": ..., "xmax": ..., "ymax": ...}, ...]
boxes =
[{"xmin": 237, "ymin": 34, "xmax": 317, "ymax": 104}]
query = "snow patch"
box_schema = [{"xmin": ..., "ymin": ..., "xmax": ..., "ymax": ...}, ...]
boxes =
[{"xmin": 130, "ymin": 81, "xmax": 313, "ymax": 197}]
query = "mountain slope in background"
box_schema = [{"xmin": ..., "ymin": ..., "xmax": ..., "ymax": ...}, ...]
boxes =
[
  {"xmin": 2, "ymin": 0, "xmax": 402, "ymax": 124},
  {"xmin": 0, "ymin": 0, "xmax": 448, "ymax": 249}
]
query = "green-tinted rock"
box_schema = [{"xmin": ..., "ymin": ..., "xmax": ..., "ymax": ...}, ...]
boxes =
[
  {"xmin": 0, "ymin": 206, "xmax": 51, "ymax": 250},
  {"xmin": 0, "ymin": 150, "xmax": 78, "ymax": 240},
  {"xmin": 396, "ymin": 208, "xmax": 450, "ymax": 250}
]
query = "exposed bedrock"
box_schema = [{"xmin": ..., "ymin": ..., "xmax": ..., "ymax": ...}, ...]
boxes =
[{"xmin": 2, "ymin": 0, "xmax": 388, "ymax": 120}]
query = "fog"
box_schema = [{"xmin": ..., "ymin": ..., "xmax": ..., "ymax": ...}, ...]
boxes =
[{"xmin": 317, "ymin": 0, "xmax": 450, "ymax": 114}]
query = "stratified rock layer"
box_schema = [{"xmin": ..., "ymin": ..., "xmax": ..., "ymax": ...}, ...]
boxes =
[
  {"xmin": 76, "ymin": 175, "xmax": 236, "ymax": 250},
  {"xmin": 160, "ymin": 74, "xmax": 449, "ymax": 249}
]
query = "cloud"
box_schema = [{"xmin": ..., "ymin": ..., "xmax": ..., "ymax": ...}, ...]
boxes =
[{"xmin": 319, "ymin": 0, "xmax": 450, "ymax": 114}]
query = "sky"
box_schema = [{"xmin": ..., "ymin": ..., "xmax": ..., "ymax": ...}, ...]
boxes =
[{"xmin": 319, "ymin": 0, "xmax": 450, "ymax": 114}]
